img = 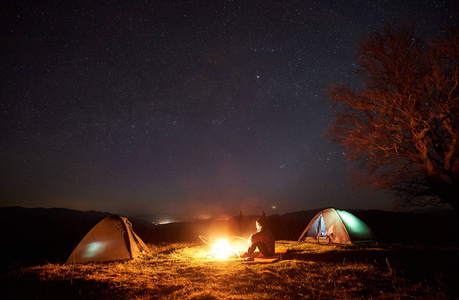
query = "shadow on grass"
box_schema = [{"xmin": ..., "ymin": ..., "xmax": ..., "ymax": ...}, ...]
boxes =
[
  {"xmin": 285, "ymin": 245, "xmax": 459, "ymax": 297},
  {"xmin": 2, "ymin": 272, "xmax": 122, "ymax": 300}
]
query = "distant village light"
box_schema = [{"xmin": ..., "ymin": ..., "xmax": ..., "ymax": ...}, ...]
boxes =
[{"xmin": 158, "ymin": 220, "xmax": 172, "ymax": 225}]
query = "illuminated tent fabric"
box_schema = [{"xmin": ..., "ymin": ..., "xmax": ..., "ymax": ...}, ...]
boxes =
[
  {"xmin": 66, "ymin": 216, "xmax": 149, "ymax": 264},
  {"xmin": 298, "ymin": 208, "xmax": 372, "ymax": 244}
]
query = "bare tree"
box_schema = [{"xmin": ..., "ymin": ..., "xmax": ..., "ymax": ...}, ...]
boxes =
[{"xmin": 327, "ymin": 24, "xmax": 459, "ymax": 211}]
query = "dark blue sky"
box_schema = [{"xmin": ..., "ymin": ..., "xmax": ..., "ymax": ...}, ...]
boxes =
[{"xmin": 1, "ymin": 1, "xmax": 457, "ymax": 218}]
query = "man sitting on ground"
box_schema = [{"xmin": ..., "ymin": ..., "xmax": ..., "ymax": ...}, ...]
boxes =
[{"xmin": 240, "ymin": 218, "xmax": 275, "ymax": 261}]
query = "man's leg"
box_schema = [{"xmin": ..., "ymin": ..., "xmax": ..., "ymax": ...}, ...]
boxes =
[
  {"xmin": 256, "ymin": 242, "xmax": 273, "ymax": 257},
  {"xmin": 247, "ymin": 243, "xmax": 257, "ymax": 256},
  {"xmin": 240, "ymin": 243, "xmax": 257, "ymax": 258}
]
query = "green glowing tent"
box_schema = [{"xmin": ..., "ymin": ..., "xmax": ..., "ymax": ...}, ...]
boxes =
[
  {"xmin": 66, "ymin": 215, "xmax": 149, "ymax": 264},
  {"xmin": 298, "ymin": 208, "xmax": 373, "ymax": 244}
]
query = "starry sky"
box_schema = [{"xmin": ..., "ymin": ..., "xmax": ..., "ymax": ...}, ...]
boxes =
[{"xmin": 1, "ymin": 1, "xmax": 457, "ymax": 218}]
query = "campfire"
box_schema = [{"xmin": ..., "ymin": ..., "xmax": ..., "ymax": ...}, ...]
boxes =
[
  {"xmin": 200, "ymin": 236, "xmax": 246, "ymax": 259},
  {"xmin": 212, "ymin": 239, "xmax": 236, "ymax": 259}
]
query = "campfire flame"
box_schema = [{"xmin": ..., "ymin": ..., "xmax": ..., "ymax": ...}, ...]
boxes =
[
  {"xmin": 200, "ymin": 235, "xmax": 246, "ymax": 259},
  {"xmin": 212, "ymin": 239, "xmax": 236, "ymax": 259}
]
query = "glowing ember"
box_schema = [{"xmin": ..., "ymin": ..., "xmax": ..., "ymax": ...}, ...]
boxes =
[{"xmin": 212, "ymin": 239, "xmax": 235, "ymax": 259}]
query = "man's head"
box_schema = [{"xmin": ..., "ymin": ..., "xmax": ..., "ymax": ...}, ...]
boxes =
[{"xmin": 256, "ymin": 218, "xmax": 266, "ymax": 230}]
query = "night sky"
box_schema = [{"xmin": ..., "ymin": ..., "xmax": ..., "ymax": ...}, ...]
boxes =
[{"xmin": 1, "ymin": 1, "xmax": 457, "ymax": 218}]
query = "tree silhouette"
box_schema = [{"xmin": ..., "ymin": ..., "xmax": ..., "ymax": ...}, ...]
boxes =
[
  {"xmin": 237, "ymin": 211, "xmax": 243, "ymax": 223},
  {"xmin": 327, "ymin": 24, "xmax": 458, "ymax": 211}
]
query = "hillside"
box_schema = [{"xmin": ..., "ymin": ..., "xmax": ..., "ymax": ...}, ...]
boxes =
[{"xmin": 1, "ymin": 206, "xmax": 458, "ymax": 269}]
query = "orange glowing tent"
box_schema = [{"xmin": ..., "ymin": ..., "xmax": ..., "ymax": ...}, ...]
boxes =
[{"xmin": 66, "ymin": 215, "xmax": 149, "ymax": 264}]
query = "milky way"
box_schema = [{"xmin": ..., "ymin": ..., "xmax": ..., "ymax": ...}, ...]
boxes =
[{"xmin": 1, "ymin": 1, "xmax": 457, "ymax": 217}]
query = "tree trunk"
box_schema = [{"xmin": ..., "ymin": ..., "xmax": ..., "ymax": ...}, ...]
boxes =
[
  {"xmin": 438, "ymin": 181, "xmax": 459, "ymax": 219},
  {"xmin": 430, "ymin": 179, "xmax": 459, "ymax": 211}
]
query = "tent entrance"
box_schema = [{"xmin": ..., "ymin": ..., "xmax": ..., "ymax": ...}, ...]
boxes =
[
  {"xmin": 316, "ymin": 215, "xmax": 330, "ymax": 243},
  {"xmin": 317, "ymin": 215, "xmax": 327, "ymax": 237}
]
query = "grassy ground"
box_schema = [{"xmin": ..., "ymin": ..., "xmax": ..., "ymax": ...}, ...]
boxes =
[{"xmin": 2, "ymin": 241, "xmax": 458, "ymax": 299}]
